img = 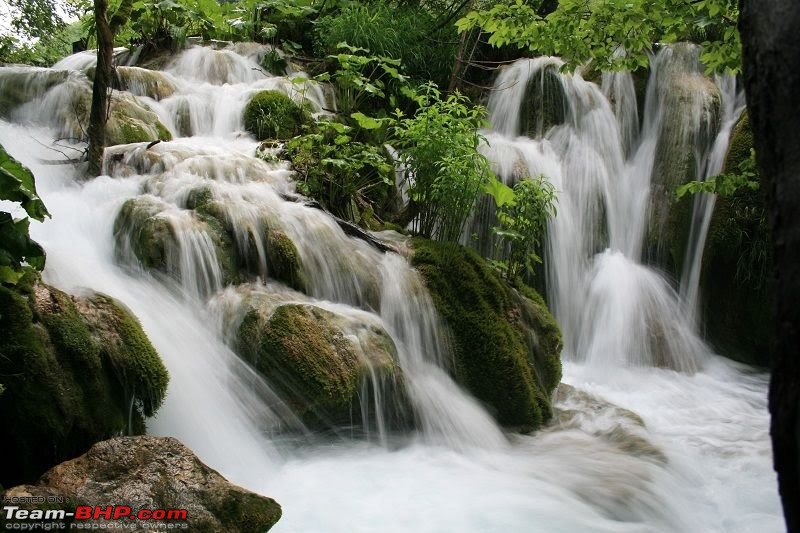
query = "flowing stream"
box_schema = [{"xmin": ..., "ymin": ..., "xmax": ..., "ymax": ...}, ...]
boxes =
[{"xmin": 0, "ymin": 43, "xmax": 782, "ymax": 532}]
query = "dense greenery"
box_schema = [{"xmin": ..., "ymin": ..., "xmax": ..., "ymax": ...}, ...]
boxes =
[
  {"xmin": 457, "ymin": 0, "xmax": 742, "ymax": 73},
  {"xmin": 0, "ymin": 145, "xmax": 49, "ymax": 285}
]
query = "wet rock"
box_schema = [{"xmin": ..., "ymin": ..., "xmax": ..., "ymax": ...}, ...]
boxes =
[
  {"xmin": 236, "ymin": 298, "xmax": 399, "ymax": 426},
  {"xmin": 2, "ymin": 436, "xmax": 281, "ymax": 532},
  {"xmin": 411, "ymin": 238, "xmax": 562, "ymax": 431},
  {"xmin": 0, "ymin": 275, "xmax": 168, "ymax": 486}
]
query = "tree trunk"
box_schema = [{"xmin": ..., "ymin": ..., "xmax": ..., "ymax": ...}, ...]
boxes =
[
  {"xmin": 86, "ymin": 0, "xmax": 113, "ymax": 177},
  {"xmin": 739, "ymin": 2, "xmax": 800, "ymax": 531},
  {"xmin": 86, "ymin": 0, "xmax": 134, "ymax": 178}
]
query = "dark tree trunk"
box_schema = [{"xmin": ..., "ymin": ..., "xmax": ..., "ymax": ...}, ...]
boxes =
[
  {"xmin": 739, "ymin": 2, "xmax": 800, "ymax": 531},
  {"xmin": 86, "ymin": 0, "xmax": 113, "ymax": 177},
  {"xmin": 86, "ymin": 0, "xmax": 134, "ymax": 177}
]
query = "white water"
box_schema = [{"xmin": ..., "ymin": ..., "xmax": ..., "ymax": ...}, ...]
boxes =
[{"xmin": 0, "ymin": 43, "xmax": 782, "ymax": 531}]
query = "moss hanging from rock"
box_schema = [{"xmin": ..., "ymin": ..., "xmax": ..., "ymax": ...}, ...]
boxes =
[
  {"xmin": 243, "ymin": 90, "xmax": 310, "ymax": 141},
  {"xmin": 0, "ymin": 273, "xmax": 168, "ymax": 487},
  {"xmin": 410, "ymin": 238, "xmax": 562, "ymax": 431},
  {"xmin": 519, "ymin": 66, "xmax": 567, "ymax": 137}
]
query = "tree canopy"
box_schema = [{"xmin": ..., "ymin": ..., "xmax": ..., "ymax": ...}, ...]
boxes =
[{"xmin": 456, "ymin": 0, "xmax": 741, "ymax": 73}]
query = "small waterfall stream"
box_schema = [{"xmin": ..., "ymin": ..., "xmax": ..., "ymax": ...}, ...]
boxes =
[{"xmin": 0, "ymin": 43, "xmax": 782, "ymax": 531}]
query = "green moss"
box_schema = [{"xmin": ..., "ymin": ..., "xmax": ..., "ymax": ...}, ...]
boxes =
[
  {"xmin": 238, "ymin": 304, "xmax": 361, "ymax": 424},
  {"xmin": 243, "ymin": 90, "xmax": 310, "ymax": 141},
  {"xmin": 0, "ymin": 277, "xmax": 168, "ymax": 487},
  {"xmin": 266, "ymin": 230, "xmax": 306, "ymax": 291},
  {"xmin": 411, "ymin": 238, "xmax": 562, "ymax": 430},
  {"xmin": 114, "ymin": 198, "xmax": 175, "ymax": 271}
]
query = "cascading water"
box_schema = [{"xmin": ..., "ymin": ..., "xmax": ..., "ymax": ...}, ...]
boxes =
[{"xmin": 0, "ymin": 42, "xmax": 782, "ymax": 531}]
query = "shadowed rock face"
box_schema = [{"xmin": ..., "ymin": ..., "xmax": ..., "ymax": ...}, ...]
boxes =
[{"xmin": 1, "ymin": 436, "xmax": 282, "ymax": 533}]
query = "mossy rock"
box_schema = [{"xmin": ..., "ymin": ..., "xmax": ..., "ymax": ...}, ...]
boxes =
[
  {"xmin": 0, "ymin": 274, "xmax": 168, "ymax": 486},
  {"xmin": 266, "ymin": 230, "xmax": 306, "ymax": 291},
  {"xmin": 236, "ymin": 302, "xmax": 398, "ymax": 426},
  {"xmin": 114, "ymin": 197, "xmax": 239, "ymax": 287},
  {"xmin": 701, "ymin": 111, "xmax": 773, "ymax": 366},
  {"xmin": 410, "ymin": 239, "xmax": 562, "ymax": 430},
  {"xmin": 0, "ymin": 68, "xmax": 70, "ymax": 116},
  {"xmin": 648, "ymin": 72, "xmax": 721, "ymax": 271},
  {"xmin": 519, "ymin": 66, "xmax": 567, "ymax": 137},
  {"xmin": 243, "ymin": 90, "xmax": 310, "ymax": 141}
]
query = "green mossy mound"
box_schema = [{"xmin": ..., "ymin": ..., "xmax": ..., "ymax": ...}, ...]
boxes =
[
  {"xmin": 701, "ymin": 111, "xmax": 773, "ymax": 366},
  {"xmin": 266, "ymin": 230, "xmax": 306, "ymax": 292},
  {"xmin": 237, "ymin": 302, "xmax": 398, "ymax": 426},
  {"xmin": 243, "ymin": 90, "xmax": 309, "ymax": 141},
  {"xmin": 410, "ymin": 239, "xmax": 562, "ymax": 431},
  {"xmin": 0, "ymin": 274, "xmax": 168, "ymax": 487}
]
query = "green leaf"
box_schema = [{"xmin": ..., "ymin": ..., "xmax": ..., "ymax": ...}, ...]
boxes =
[
  {"xmin": 484, "ymin": 178, "xmax": 516, "ymax": 207},
  {"xmin": 0, "ymin": 144, "xmax": 50, "ymax": 221},
  {"xmin": 351, "ymin": 112, "xmax": 382, "ymax": 130}
]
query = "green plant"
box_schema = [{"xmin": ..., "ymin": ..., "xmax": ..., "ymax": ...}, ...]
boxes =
[
  {"xmin": 317, "ymin": 42, "xmax": 411, "ymax": 117},
  {"xmin": 314, "ymin": 3, "xmax": 458, "ymax": 87},
  {"xmin": 485, "ymin": 175, "xmax": 557, "ymax": 281},
  {"xmin": 393, "ymin": 83, "xmax": 495, "ymax": 244},
  {"xmin": 0, "ymin": 145, "xmax": 50, "ymax": 285},
  {"xmin": 676, "ymin": 148, "xmax": 760, "ymax": 199},
  {"xmin": 243, "ymin": 89, "xmax": 310, "ymax": 140},
  {"xmin": 457, "ymin": 0, "xmax": 742, "ymax": 74},
  {"xmin": 284, "ymin": 118, "xmax": 395, "ymax": 223},
  {"xmin": 128, "ymin": 0, "xmax": 214, "ymax": 52}
]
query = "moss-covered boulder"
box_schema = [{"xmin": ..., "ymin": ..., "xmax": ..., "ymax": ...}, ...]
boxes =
[
  {"xmin": 410, "ymin": 239, "xmax": 562, "ymax": 431},
  {"xmin": 113, "ymin": 197, "xmax": 239, "ymax": 288},
  {"xmin": 2, "ymin": 436, "xmax": 281, "ymax": 532},
  {"xmin": 236, "ymin": 300, "xmax": 399, "ymax": 426},
  {"xmin": 89, "ymin": 66, "xmax": 177, "ymax": 101},
  {"xmin": 266, "ymin": 230, "xmax": 306, "ymax": 291},
  {"xmin": 0, "ymin": 275, "xmax": 168, "ymax": 487},
  {"xmin": 701, "ymin": 111, "xmax": 773, "ymax": 366},
  {"xmin": 0, "ymin": 68, "xmax": 70, "ymax": 116},
  {"xmin": 243, "ymin": 90, "xmax": 309, "ymax": 141}
]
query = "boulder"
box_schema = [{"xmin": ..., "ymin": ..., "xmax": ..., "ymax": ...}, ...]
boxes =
[
  {"xmin": 1, "ymin": 436, "xmax": 281, "ymax": 532},
  {"xmin": 519, "ymin": 65, "xmax": 568, "ymax": 137},
  {"xmin": 0, "ymin": 275, "xmax": 168, "ymax": 486},
  {"xmin": 243, "ymin": 90, "xmax": 310, "ymax": 141},
  {"xmin": 237, "ymin": 299, "xmax": 399, "ymax": 425},
  {"xmin": 410, "ymin": 238, "xmax": 562, "ymax": 431}
]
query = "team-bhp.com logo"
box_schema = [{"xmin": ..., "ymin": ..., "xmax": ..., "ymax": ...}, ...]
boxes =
[{"xmin": 3, "ymin": 503, "xmax": 189, "ymax": 530}]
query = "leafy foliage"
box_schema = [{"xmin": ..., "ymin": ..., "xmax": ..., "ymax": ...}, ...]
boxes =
[
  {"xmin": 485, "ymin": 175, "xmax": 557, "ymax": 280},
  {"xmin": 393, "ymin": 84, "xmax": 495, "ymax": 244},
  {"xmin": 284, "ymin": 118, "xmax": 395, "ymax": 223},
  {"xmin": 0, "ymin": 145, "xmax": 50, "ymax": 285},
  {"xmin": 127, "ymin": 0, "xmax": 214, "ymax": 51},
  {"xmin": 456, "ymin": 0, "xmax": 742, "ymax": 73},
  {"xmin": 314, "ymin": 3, "xmax": 458, "ymax": 87},
  {"xmin": 317, "ymin": 42, "xmax": 411, "ymax": 117},
  {"xmin": 676, "ymin": 148, "xmax": 759, "ymax": 199}
]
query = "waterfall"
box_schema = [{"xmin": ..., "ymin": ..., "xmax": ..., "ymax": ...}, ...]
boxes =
[{"xmin": 0, "ymin": 43, "xmax": 781, "ymax": 532}]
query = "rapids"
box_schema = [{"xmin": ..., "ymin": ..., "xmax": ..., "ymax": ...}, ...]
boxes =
[{"xmin": 0, "ymin": 42, "xmax": 781, "ymax": 531}]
